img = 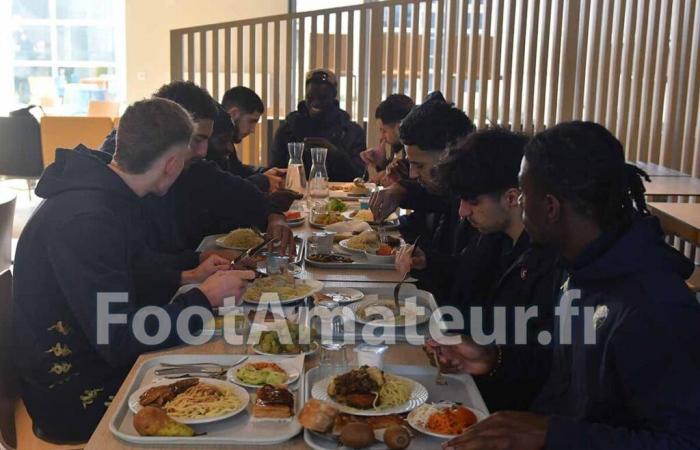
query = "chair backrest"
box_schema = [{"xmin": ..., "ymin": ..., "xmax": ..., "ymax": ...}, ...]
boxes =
[
  {"xmin": 88, "ymin": 100, "xmax": 120, "ymax": 118},
  {"xmin": 0, "ymin": 269, "xmax": 16, "ymax": 450},
  {"xmin": 39, "ymin": 116, "xmax": 114, "ymax": 167},
  {"xmin": 0, "ymin": 192, "xmax": 16, "ymax": 274},
  {"xmin": 0, "ymin": 117, "xmax": 44, "ymax": 179}
]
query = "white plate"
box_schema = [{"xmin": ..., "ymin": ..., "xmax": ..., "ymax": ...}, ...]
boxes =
[
  {"xmin": 348, "ymin": 298, "xmax": 432, "ymax": 327},
  {"xmin": 339, "ymin": 238, "xmax": 376, "ymax": 254},
  {"xmin": 407, "ymin": 403, "xmax": 489, "ymax": 439},
  {"xmin": 286, "ymin": 217, "xmax": 305, "ymax": 228},
  {"xmin": 227, "ymin": 359, "xmax": 301, "ymax": 388},
  {"xmin": 215, "ymin": 234, "xmax": 266, "ymax": 251},
  {"xmin": 253, "ymin": 340, "xmax": 320, "ymax": 357},
  {"xmin": 128, "ymin": 378, "xmax": 250, "ymax": 425},
  {"xmin": 242, "ymin": 278, "xmax": 324, "ymax": 304},
  {"xmin": 342, "ymin": 210, "xmax": 399, "ymax": 224},
  {"xmin": 311, "ymin": 373, "xmax": 428, "ymax": 416},
  {"xmin": 315, "ymin": 287, "xmax": 364, "ymax": 304}
]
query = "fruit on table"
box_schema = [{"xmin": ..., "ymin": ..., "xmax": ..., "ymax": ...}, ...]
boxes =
[{"xmin": 133, "ymin": 406, "xmax": 195, "ymax": 437}]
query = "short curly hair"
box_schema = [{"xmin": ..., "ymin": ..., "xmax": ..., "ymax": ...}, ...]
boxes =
[
  {"xmin": 399, "ymin": 91, "xmax": 475, "ymax": 151},
  {"xmin": 152, "ymin": 81, "xmax": 218, "ymax": 120},
  {"xmin": 375, "ymin": 94, "xmax": 414, "ymax": 124}
]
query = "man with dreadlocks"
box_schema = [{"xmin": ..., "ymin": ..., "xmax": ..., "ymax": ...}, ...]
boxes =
[{"xmin": 429, "ymin": 121, "xmax": 700, "ymax": 450}]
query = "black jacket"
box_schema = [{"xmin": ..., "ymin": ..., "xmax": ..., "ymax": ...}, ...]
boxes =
[
  {"xmin": 270, "ymin": 101, "xmax": 366, "ymax": 181},
  {"xmin": 499, "ymin": 217, "xmax": 700, "ymax": 449},
  {"xmin": 12, "ymin": 148, "xmax": 212, "ymax": 441},
  {"xmin": 207, "ymin": 147, "xmax": 270, "ymax": 192}
]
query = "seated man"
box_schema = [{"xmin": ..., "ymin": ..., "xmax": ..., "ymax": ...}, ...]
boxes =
[
  {"xmin": 13, "ymin": 98, "xmax": 254, "ymax": 443},
  {"xmin": 359, "ymin": 93, "xmax": 414, "ymax": 186},
  {"xmin": 271, "ymin": 68, "xmax": 366, "ymax": 181},
  {"xmin": 400, "ymin": 128, "xmax": 560, "ymax": 411},
  {"xmin": 372, "ymin": 92, "xmax": 475, "ymax": 296},
  {"xmin": 431, "ymin": 121, "xmax": 700, "ymax": 450},
  {"xmin": 211, "ymin": 86, "xmax": 286, "ymax": 192}
]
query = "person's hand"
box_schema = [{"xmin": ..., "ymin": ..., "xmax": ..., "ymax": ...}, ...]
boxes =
[
  {"xmin": 369, "ymin": 170, "xmax": 387, "ymax": 185},
  {"xmin": 200, "ymin": 249, "xmax": 238, "ymax": 262},
  {"xmin": 426, "ymin": 337, "xmax": 498, "ymax": 376},
  {"xmin": 360, "ymin": 147, "xmax": 386, "ymax": 167},
  {"xmin": 304, "ymin": 137, "xmax": 337, "ymax": 153},
  {"xmin": 369, "ymin": 183, "xmax": 407, "ymax": 222},
  {"xmin": 383, "ymin": 159, "xmax": 409, "ymax": 186},
  {"xmin": 267, "ymin": 189, "xmax": 304, "ymax": 212},
  {"xmin": 198, "ymin": 270, "xmax": 256, "ymax": 307},
  {"xmin": 230, "ymin": 256, "xmax": 258, "ymax": 271},
  {"xmin": 395, "ymin": 243, "xmax": 426, "ymax": 274},
  {"xmin": 442, "ymin": 411, "xmax": 549, "ymax": 450},
  {"xmin": 263, "ymin": 167, "xmax": 287, "ymax": 193},
  {"xmin": 182, "ymin": 255, "xmax": 231, "ymax": 284},
  {"xmin": 266, "ymin": 214, "xmax": 296, "ymax": 257}
]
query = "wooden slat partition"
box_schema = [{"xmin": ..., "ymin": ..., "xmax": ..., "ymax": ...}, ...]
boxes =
[{"xmin": 169, "ymin": 0, "xmax": 700, "ymax": 171}]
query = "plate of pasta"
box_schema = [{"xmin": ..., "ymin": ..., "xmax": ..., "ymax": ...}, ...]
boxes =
[
  {"xmin": 242, "ymin": 274, "xmax": 324, "ymax": 304},
  {"xmin": 128, "ymin": 378, "xmax": 250, "ymax": 425},
  {"xmin": 311, "ymin": 366, "xmax": 428, "ymax": 416},
  {"xmin": 215, "ymin": 228, "xmax": 265, "ymax": 250}
]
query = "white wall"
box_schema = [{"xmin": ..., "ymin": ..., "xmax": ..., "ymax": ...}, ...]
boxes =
[{"xmin": 124, "ymin": 0, "xmax": 288, "ymax": 103}]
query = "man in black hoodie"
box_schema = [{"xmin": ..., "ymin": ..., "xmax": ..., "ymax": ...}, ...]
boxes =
[
  {"xmin": 430, "ymin": 122, "xmax": 700, "ymax": 450},
  {"xmin": 13, "ymin": 98, "xmax": 255, "ymax": 443},
  {"xmin": 270, "ymin": 68, "xmax": 366, "ymax": 181}
]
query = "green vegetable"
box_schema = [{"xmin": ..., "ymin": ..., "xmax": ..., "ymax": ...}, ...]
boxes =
[
  {"xmin": 236, "ymin": 365, "xmax": 288, "ymax": 385},
  {"xmin": 327, "ymin": 198, "xmax": 348, "ymax": 212}
]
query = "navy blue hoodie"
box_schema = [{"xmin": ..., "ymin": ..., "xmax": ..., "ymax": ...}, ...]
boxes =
[
  {"xmin": 500, "ymin": 217, "xmax": 700, "ymax": 449},
  {"xmin": 13, "ymin": 148, "xmax": 213, "ymax": 442}
]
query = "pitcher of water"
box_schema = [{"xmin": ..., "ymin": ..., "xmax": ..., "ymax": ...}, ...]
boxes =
[
  {"xmin": 308, "ymin": 147, "xmax": 329, "ymax": 206},
  {"xmin": 285, "ymin": 142, "xmax": 307, "ymax": 194}
]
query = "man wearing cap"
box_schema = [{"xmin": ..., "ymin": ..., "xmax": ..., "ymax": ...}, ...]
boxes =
[{"xmin": 270, "ymin": 68, "xmax": 366, "ymax": 181}]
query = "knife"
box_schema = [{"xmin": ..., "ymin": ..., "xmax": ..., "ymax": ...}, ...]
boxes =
[{"xmin": 230, "ymin": 236, "xmax": 277, "ymax": 268}]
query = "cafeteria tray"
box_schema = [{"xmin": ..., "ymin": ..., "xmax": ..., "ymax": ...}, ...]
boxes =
[
  {"xmin": 304, "ymin": 241, "xmax": 397, "ymax": 270},
  {"xmin": 315, "ymin": 282, "xmax": 448, "ymax": 343},
  {"xmin": 303, "ymin": 364, "xmax": 489, "ymax": 450},
  {"xmin": 109, "ymin": 354, "xmax": 304, "ymax": 446},
  {"xmin": 197, "ymin": 234, "xmax": 305, "ymax": 265}
]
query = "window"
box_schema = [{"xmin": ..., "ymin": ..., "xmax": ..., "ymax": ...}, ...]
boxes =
[{"xmin": 3, "ymin": 0, "xmax": 125, "ymax": 115}]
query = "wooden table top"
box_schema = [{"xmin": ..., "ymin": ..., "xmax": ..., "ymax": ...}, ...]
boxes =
[
  {"xmin": 634, "ymin": 161, "xmax": 689, "ymax": 177},
  {"xmin": 85, "ymin": 340, "xmax": 430, "ymax": 450},
  {"xmin": 644, "ymin": 176, "xmax": 700, "ymax": 197},
  {"xmin": 648, "ymin": 202, "xmax": 700, "ymax": 245}
]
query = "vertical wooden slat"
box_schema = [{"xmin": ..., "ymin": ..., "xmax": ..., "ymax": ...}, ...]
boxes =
[
  {"xmin": 298, "ymin": 17, "xmax": 306, "ymax": 104},
  {"xmin": 224, "ymin": 27, "xmax": 231, "ymax": 90},
  {"xmin": 615, "ymin": 0, "xmax": 635, "ymax": 142},
  {"xmin": 478, "ymin": 0, "xmax": 492, "ymax": 126},
  {"xmin": 465, "ymin": 0, "xmax": 480, "ymax": 116},
  {"xmin": 433, "ymin": 0, "xmax": 445, "ymax": 92},
  {"xmin": 386, "ymin": 5, "xmax": 396, "ymax": 95},
  {"xmin": 170, "ymin": 31, "xmax": 184, "ymax": 81},
  {"xmin": 594, "ymin": 0, "xmax": 614, "ymax": 123},
  {"xmin": 286, "ymin": 19, "xmax": 293, "ymax": 115},
  {"xmin": 187, "ymin": 33, "xmax": 195, "ymax": 81},
  {"xmin": 444, "ymin": 0, "xmax": 457, "ymax": 100},
  {"xmin": 247, "ymin": 24, "xmax": 257, "ymax": 164},
  {"xmin": 455, "ymin": 0, "xmax": 469, "ymax": 106},
  {"xmin": 511, "ymin": 0, "xmax": 529, "ymax": 131},
  {"xmin": 681, "ymin": 1, "xmax": 700, "ymax": 174},
  {"xmin": 310, "ymin": 15, "xmax": 317, "ymax": 69},
  {"xmin": 200, "ymin": 31, "xmax": 207, "ymax": 89},
  {"xmin": 544, "ymin": 0, "xmax": 563, "ymax": 127},
  {"xmin": 409, "ymin": 1, "xmax": 420, "ymax": 100},
  {"xmin": 659, "ymin": 0, "xmax": 683, "ymax": 168},
  {"xmin": 260, "ymin": 22, "xmax": 269, "ymax": 166},
  {"xmin": 648, "ymin": 0, "xmax": 673, "ymax": 164},
  {"xmin": 572, "ymin": 0, "xmax": 590, "ymax": 118},
  {"xmin": 273, "ymin": 20, "xmax": 280, "ymax": 141},
  {"xmin": 346, "ymin": 11, "xmax": 354, "ymax": 115},
  {"xmin": 323, "ymin": 13, "xmax": 330, "ymax": 68},
  {"xmin": 421, "ymin": 0, "xmax": 432, "ymax": 99},
  {"xmin": 534, "ymin": 0, "xmax": 551, "ymax": 132},
  {"xmin": 237, "ymin": 27, "xmax": 243, "ymax": 86},
  {"xmin": 368, "ymin": 5, "xmax": 385, "ymax": 146},
  {"xmin": 334, "ymin": 12, "xmax": 342, "ymax": 75},
  {"xmin": 582, "ymin": 0, "xmax": 601, "ymax": 121},
  {"xmin": 212, "ymin": 29, "xmax": 219, "ymax": 99},
  {"xmin": 557, "ymin": 0, "xmax": 580, "ymax": 122},
  {"xmin": 500, "ymin": 0, "xmax": 516, "ymax": 125},
  {"xmin": 488, "ymin": 0, "xmax": 503, "ymax": 123},
  {"xmin": 522, "ymin": 0, "xmax": 539, "ymax": 132},
  {"xmin": 358, "ymin": 8, "xmax": 368, "ymax": 123},
  {"xmin": 604, "ymin": 0, "xmax": 625, "ymax": 127},
  {"xmin": 397, "ymin": 2, "xmax": 409, "ymax": 95},
  {"xmin": 636, "ymin": 0, "xmax": 661, "ymax": 162},
  {"xmin": 624, "ymin": 0, "xmax": 649, "ymax": 161}
]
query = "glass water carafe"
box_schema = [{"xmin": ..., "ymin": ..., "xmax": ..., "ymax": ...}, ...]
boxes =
[
  {"xmin": 284, "ymin": 142, "xmax": 307, "ymax": 194},
  {"xmin": 307, "ymin": 147, "xmax": 329, "ymax": 204}
]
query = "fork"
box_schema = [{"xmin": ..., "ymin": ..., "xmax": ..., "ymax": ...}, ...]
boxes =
[
  {"xmin": 432, "ymin": 348, "xmax": 448, "ymax": 385},
  {"xmin": 393, "ymin": 236, "xmax": 421, "ymax": 310}
]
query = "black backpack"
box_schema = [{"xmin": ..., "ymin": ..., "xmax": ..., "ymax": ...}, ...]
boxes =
[{"xmin": 0, "ymin": 105, "xmax": 44, "ymax": 178}]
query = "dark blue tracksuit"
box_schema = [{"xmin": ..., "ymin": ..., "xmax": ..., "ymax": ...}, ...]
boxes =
[
  {"xmin": 498, "ymin": 217, "xmax": 700, "ymax": 449},
  {"xmin": 13, "ymin": 148, "xmax": 213, "ymax": 441}
]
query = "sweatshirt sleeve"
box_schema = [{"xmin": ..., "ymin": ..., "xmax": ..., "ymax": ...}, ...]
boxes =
[
  {"xmin": 47, "ymin": 213, "xmax": 213, "ymax": 368},
  {"xmin": 398, "ymin": 180, "xmax": 451, "ymax": 214},
  {"xmin": 545, "ymin": 306, "xmax": 700, "ymax": 449}
]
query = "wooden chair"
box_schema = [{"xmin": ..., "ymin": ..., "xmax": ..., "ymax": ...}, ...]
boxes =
[
  {"xmin": 0, "ymin": 270, "xmax": 16, "ymax": 449},
  {"xmin": 87, "ymin": 101, "xmax": 120, "ymax": 118},
  {"xmin": 39, "ymin": 117, "xmax": 114, "ymax": 167}
]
